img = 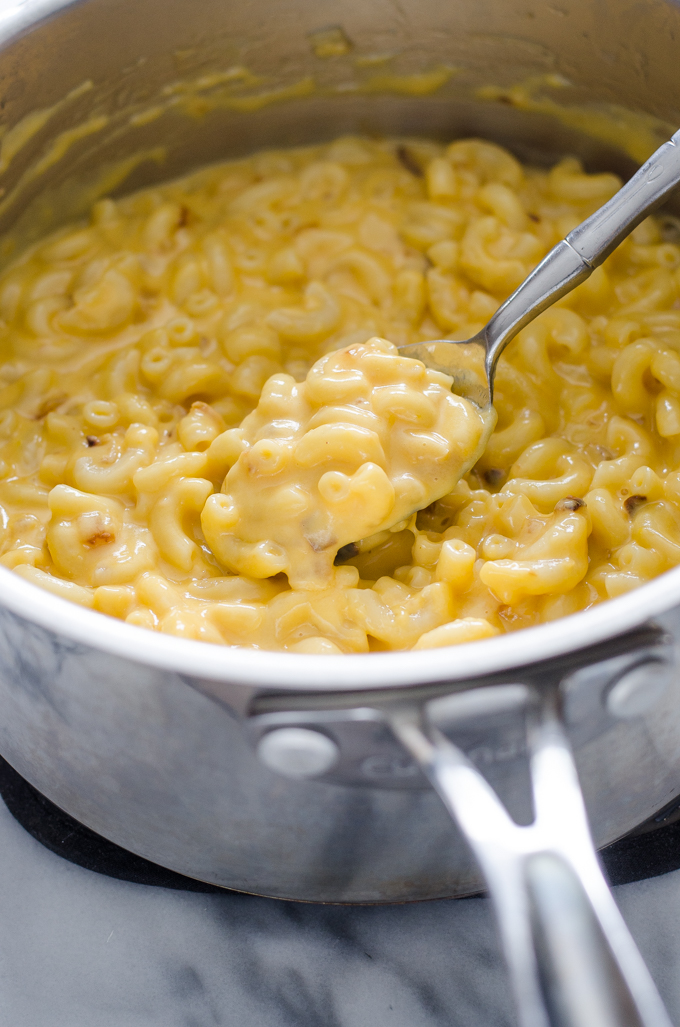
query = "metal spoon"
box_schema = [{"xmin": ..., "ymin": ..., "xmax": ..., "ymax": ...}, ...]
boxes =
[{"xmin": 400, "ymin": 128, "xmax": 680, "ymax": 408}]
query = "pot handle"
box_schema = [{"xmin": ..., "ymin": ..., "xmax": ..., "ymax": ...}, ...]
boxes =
[
  {"xmin": 390, "ymin": 687, "xmax": 673, "ymax": 1027},
  {"xmin": 526, "ymin": 851, "xmax": 647, "ymax": 1027}
]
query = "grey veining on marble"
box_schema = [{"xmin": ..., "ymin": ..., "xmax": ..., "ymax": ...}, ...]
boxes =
[{"xmin": 0, "ymin": 799, "xmax": 678, "ymax": 1027}]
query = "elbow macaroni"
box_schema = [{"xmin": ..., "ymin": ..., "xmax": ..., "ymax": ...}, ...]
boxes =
[
  {"xmin": 202, "ymin": 337, "xmax": 492, "ymax": 590},
  {"xmin": 0, "ymin": 134, "xmax": 679, "ymax": 652}
]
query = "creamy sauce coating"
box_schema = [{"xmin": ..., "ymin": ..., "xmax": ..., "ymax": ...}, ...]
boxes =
[
  {"xmin": 205, "ymin": 336, "xmax": 493, "ymax": 588},
  {"xmin": 0, "ymin": 135, "xmax": 679, "ymax": 652}
]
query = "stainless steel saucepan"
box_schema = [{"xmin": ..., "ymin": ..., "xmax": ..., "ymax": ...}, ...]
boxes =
[{"xmin": 1, "ymin": 0, "xmax": 680, "ymax": 1024}]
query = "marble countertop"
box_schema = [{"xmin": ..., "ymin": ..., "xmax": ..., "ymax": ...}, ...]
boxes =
[{"xmin": 0, "ymin": 797, "xmax": 678, "ymax": 1027}]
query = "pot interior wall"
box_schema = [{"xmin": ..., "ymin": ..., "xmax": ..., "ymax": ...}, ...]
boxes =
[{"xmin": 0, "ymin": 0, "xmax": 679, "ymax": 259}]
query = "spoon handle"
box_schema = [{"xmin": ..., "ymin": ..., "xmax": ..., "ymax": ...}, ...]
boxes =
[{"xmin": 484, "ymin": 128, "xmax": 680, "ymax": 392}]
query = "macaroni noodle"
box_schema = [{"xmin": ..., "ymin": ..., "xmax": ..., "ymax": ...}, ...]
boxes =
[
  {"xmin": 0, "ymin": 134, "xmax": 679, "ymax": 652},
  {"xmin": 204, "ymin": 337, "xmax": 493, "ymax": 590}
]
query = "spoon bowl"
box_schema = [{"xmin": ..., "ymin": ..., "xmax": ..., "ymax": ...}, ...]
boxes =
[{"xmin": 399, "ymin": 337, "xmax": 491, "ymax": 408}]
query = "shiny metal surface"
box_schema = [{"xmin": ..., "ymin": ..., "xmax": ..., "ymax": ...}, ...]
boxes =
[
  {"xmin": 401, "ymin": 128, "xmax": 680, "ymax": 406},
  {"xmin": 392, "ymin": 686, "xmax": 672, "ymax": 1027},
  {"xmin": 0, "ymin": 0, "xmax": 678, "ymax": 910},
  {"xmin": 605, "ymin": 659, "xmax": 673, "ymax": 720},
  {"xmin": 256, "ymin": 728, "xmax": 340, "ymax": 779}
]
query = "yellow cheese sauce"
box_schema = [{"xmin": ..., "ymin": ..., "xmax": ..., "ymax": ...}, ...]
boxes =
[
  {"xmin": 205, "ymin": 337, "xmax": 493, "ymax": 590},
  {"xmin": 477, "ymin": 76, "xmax": 671, "ymax": 167},
  {"xmin": 1, "ymin": 134, "xmax": 680, "ymax": 653}
]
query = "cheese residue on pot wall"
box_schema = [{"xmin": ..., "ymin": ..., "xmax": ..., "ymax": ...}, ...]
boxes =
[{"xmin": 0, "ymin": 56, "xmax": 670, "ymax": 266}]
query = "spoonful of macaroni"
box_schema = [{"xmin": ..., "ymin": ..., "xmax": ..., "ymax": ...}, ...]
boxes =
[
  {"xmin": 201, "ymin": 337, "xmax": 495, "ymax": 589},
  {"xmin": 401, "ymin": 127, "xmax": 680, "ymax": 406}
]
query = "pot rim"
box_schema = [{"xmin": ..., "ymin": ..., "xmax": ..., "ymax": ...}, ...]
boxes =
[
  {"xmin": 0, "ymin": 0, "xmax": 677, "ymax": 694},
  {"xmin": 1, "ymin": 562, "xmax": 678, "ymax": 689}
]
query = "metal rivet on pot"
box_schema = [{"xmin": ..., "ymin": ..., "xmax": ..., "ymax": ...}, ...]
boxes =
[
  {"xmin": 605, "ymin": 659, "xmax": 672, "ymax": 720},
  {"xmin": 257, "ymin": 727, "xmax": 339, "ymax": 779}
]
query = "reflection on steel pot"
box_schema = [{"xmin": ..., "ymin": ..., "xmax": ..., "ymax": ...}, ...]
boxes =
[{"xmin": 2, "ymin": 0, "xmax": 680, "ymax": 1024}]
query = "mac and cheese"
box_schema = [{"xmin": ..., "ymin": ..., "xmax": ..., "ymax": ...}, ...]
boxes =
[
  {"xmin": 0, "ymin": 135, "xmax": 679, "ymax": 652},
  {"xmin": 204, "ymin": 337, "xmax": 493, "ymax": 590}
]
